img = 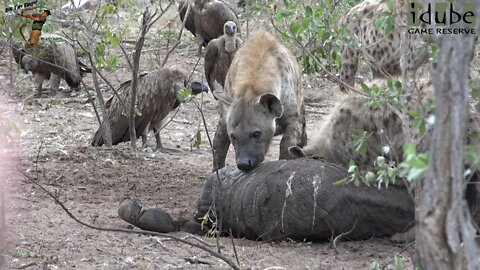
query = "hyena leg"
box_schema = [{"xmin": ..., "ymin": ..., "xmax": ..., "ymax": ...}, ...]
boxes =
[
  {"xmin": 339, "ymin": 46, "xmax": 359, "ymax": 92},
  {"xmin": 279, "ymin": 119, "xmax": 304, "ymax": 160},
  {"xmin": 212, "ymin": 119, "xmax": 230, "ymax": 171}
]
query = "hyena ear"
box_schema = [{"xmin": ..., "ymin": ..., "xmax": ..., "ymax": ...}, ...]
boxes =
[
  {"xmin": 259, "ymin": 93, "xmax": 283, "ymax": 118},
  {"xmin": 288, "ymin": 146, "xmax": 306, "ymax": 158},
  {"xmin": 213, "ymin": 90, "xmax": 232, "ymax": 109}
]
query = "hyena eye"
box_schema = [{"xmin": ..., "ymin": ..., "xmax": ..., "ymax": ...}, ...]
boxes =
[{"xmin": 252, "ymin": 131, "xmax": 261, "ymax": 139}]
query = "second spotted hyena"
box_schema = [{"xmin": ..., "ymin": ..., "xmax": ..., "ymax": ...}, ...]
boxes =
[
  {"xmin": 213, "ymin": 30, "xmax": 307, "ymax": 171},
  {"xmin": 339, "ymin": 0, "xmax": 429, "ymax": 92},
  {"xmin": 290, "ymin": 79, "xmax": 480, "ymax": 169}
]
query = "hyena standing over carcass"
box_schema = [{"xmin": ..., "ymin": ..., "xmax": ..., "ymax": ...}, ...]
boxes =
[
  {"xmin": 213, "ymin": 30, "xmax": 307, "ymax": 171},
  {"xmin": 339, "ymin": 0, "xmax": 429, "ymax": 92}
]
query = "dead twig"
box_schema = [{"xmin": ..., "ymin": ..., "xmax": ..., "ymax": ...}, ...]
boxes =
[
  {"xmin": 159, "ymin": 1, "xmax": 188, "ymax": 68},
  {"xmin": 230, "ymin": 229, "xmax": 240, "ymax": 266},
  {"xmin": 155, "ymin": 235, "xmax": 216, "ymax": 247},
  {"xmin": 332, "ymin": 219, "xmax": 358, "ymax": 254},
  {"xmin": 14, "ymin": 262, "xmax": 38, "ymax": 269}
]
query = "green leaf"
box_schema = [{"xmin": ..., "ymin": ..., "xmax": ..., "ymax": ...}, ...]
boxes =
[
  {"xmin": 385, "ymin": 16, "xmax": 395, "ymax": 35},
  {"xmin": 356, "ymin": 140, "xmax": 368, "ymax": 157},
  {"xmin": 407, "ymin": 167, "xmax": 426, "ymax": 181},
  {"xmin": 334, "ymin": 177, "xmax": 348, "ymax": 185},
  {"xmin": 178, "ymin": 88, "xmax": 193, "ymax": 102},
  {"xmin": 403, "ymin": 144, "xmax": 417, "ymax": 156},
  {"xmin": 365, "ymin": 171, "xmax": 376, "ymax": 183},
  {"xmin": 369, "ymin": 261, "xmax": 381, "ymax": 270},
  {"xmin": 386, "ymin": 0, "xmax": 394, "ymax": 11},
  {"xmin": 305, "ymin": 5, "xmax": 313, "ymax": 17},
  {"xmin": 376, "ymin": 156, "xmax": 386, "ymax": 168},
  {"xmin": 394, "ymin": 256, "xmax": 405, "ymax": 270},
  {"xmin": 361, "ymin": 83, "xmax": 371, "ymax": 93},
  {"xmin": 290, "ymin": 21, "xmax": 302, "ymax": 35}
]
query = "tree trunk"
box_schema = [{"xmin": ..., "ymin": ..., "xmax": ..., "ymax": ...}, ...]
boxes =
[{"xmin": 416, "ymin": 1, "xmax": 478, "ymax": 268}]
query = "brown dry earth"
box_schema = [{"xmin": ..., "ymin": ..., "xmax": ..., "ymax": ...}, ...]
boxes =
[{"xmin": 0, "ymin": 5, "xmax": 431, "ymax": 269}]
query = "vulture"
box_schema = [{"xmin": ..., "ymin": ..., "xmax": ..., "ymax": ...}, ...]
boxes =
[
  {"xmin": 204, "ymin": 21, "xmax": 242, "ymax": 93},
  {"xmin": 178, "ymin": 0, "xmax": 196, "ymax": 38},
  {"xmin": 192, "ymin": 0, "xmax": 240, "ymax": 54},
  {"xmin": 91, "ymin": 67, "xmax": 209, "ymax": 149},
  {"xmin": 11, "ymin": 41, "xmax": 91, "ymax": 97}
]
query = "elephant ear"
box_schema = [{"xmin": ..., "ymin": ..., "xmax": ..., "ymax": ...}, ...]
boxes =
[
  {"xmin": 288, "ymin": 146, "xmax": 307, "ymax": 158},
  {"xmin": 259, "ymin": 93, "xmax": 283, "ymax": 118}
]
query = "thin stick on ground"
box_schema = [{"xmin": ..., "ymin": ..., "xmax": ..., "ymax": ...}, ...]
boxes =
[{"xmin": 332, "ymin": 219, "xmax": 358, "ymax": 254}]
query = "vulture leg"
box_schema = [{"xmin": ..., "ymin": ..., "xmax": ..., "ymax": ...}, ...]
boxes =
[
  {"xmin": 196, "ymin": 33, "xmax": 205, "ymax": 56},
  {"xmin": 49, "ymin": 74, "xmax": 60, "ymax": 96},
  {"xmin": 33, "ymin": 73, "xmax": 46, "ymax": 98},
  {"xmin": 153, "ymin": 127, "xmax": 164, "ymax": 150},
  {"xmin": 141, "ymin": 128, "xmax": 149, "ymax": 148}
]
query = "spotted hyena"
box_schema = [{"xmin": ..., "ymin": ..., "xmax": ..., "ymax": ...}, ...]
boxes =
[
  {"xmin": 213, "ymin": 30, "xmax": 307, "ymax": 171},
  {"xmin": 290, "ymin": 78, "xmax": 480, "ymax": 169},
  {"xmin": 339, "ymin": 0, "xmax": 429, "ymax": 92}
]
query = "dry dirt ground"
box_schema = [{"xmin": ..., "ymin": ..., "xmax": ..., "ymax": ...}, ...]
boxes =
[{"xmin": 0, "ymin": 5, "xmax": 426, "ymax": 270}]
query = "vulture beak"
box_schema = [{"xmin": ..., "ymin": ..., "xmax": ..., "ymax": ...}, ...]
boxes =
[
  {"xmin": 23, "ymin": 61, "xmax": 31, "ymax": 74},
  {"xmin": 190, "ymin": 81, "xmax": 209, "ymax": 95},
  {"xmin": 224, "ymin": 22, "xmax": 236, "ymax": 36},
  {"xmin": 21, "ymin": 56, "xmax": 33, "ymax": 74}
]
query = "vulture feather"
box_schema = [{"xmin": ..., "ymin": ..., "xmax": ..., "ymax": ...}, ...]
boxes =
[
  {"xmin": 91, "ymin": 67, "xmax": 208, "ymax": 149},
  {"xmin": 204, "ymin": 21, "xmax": 242, "ymax": 93},
  {"xmin": 11, "ymin": 41, "xmax": 91, "ymax": 97},
  {"xmin": 178, "ymin": 0, "xmax": 196, "ymax": 38},
  {"xmin": 193, "ymin": 0, "xmax": 240, "ymax": 54}
]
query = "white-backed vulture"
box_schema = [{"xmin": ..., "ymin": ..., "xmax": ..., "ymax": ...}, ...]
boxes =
[
  {"xmin": 91, "ymin": 67, "xmax": 208, "ymax": 149},
  {"xmin": 178, "ymin": 0, "xmax": 196, "ymax": 38},
  {"xmin": 204, "ymin": 21, "xmax": 242, "ymax": 93},
  {"xmin": 11, "ymin": 41, "xmax": 91, "ymax": 97},
  {"xmin": 193, "ymin": 0, "xmax": 240, "ymax": 54}
]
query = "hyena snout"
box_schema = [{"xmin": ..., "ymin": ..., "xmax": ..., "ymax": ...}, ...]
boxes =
[
  {"xmin": 236, "ymin": 158, "xmax": 256, "ymax": 171},
  {"xmin": 235, "ymin": 148, "xmax": 265, "ymax": 171}
]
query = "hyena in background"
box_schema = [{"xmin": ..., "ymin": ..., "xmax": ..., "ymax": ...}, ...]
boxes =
[
  {"xmin": 339, "ymin": 0, "xmax": 429, "ymax": 92},
  {"xmin": 213, "ymin": 30, "xmax": 307, "ymax": 171}
]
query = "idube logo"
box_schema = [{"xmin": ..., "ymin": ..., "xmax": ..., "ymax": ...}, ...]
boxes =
[{"xmin": 408, "ymin": 1, "xmax": 476, "ymax": 35}]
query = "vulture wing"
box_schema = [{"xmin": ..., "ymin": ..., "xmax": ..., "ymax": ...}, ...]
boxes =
[
  {"xmin": 204, "ymin": 38, "xmax": 220, "ymax": 91},
  {"xmin": 178, "ymin": 0, "xmax": 196, "ymax": 36},
  {"xmin": 197, "ymin": 1, "xmax": 240, "ymax": 42},
  {"xmin": 51, "ymin": 42, "xmax": 82, "ymax": 88}
]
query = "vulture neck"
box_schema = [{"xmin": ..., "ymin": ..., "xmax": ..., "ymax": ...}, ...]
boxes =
[{"xmin": 224, "ymin": 35, "xmax": 237, "ymax": 53}]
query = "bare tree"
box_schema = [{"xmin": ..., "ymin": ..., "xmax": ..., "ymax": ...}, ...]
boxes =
[
  {"xmin": 126, "ymin": 7, "xmax": 169, "ymax": 149},
  {"xmin": 416, "ymin": 1, "xmax": 479, "ymax": 268}
]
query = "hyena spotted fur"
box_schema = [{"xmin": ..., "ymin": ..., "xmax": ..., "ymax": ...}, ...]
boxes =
[
  {"xmin": 213, "ymin": 30, "xmax": 307, "ymax": 171},
  {"xmin": 290, "ymin": 79, "xmax": 480, "ymax": 170},
  {"xmin": 339, "ymin": 0, "xmax": 429, "ymax": 92}
]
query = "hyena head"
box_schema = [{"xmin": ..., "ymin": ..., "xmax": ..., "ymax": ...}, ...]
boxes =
[{"xmin": 216, "ymin": 91, "xmax": 283, "ymax": 171}]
